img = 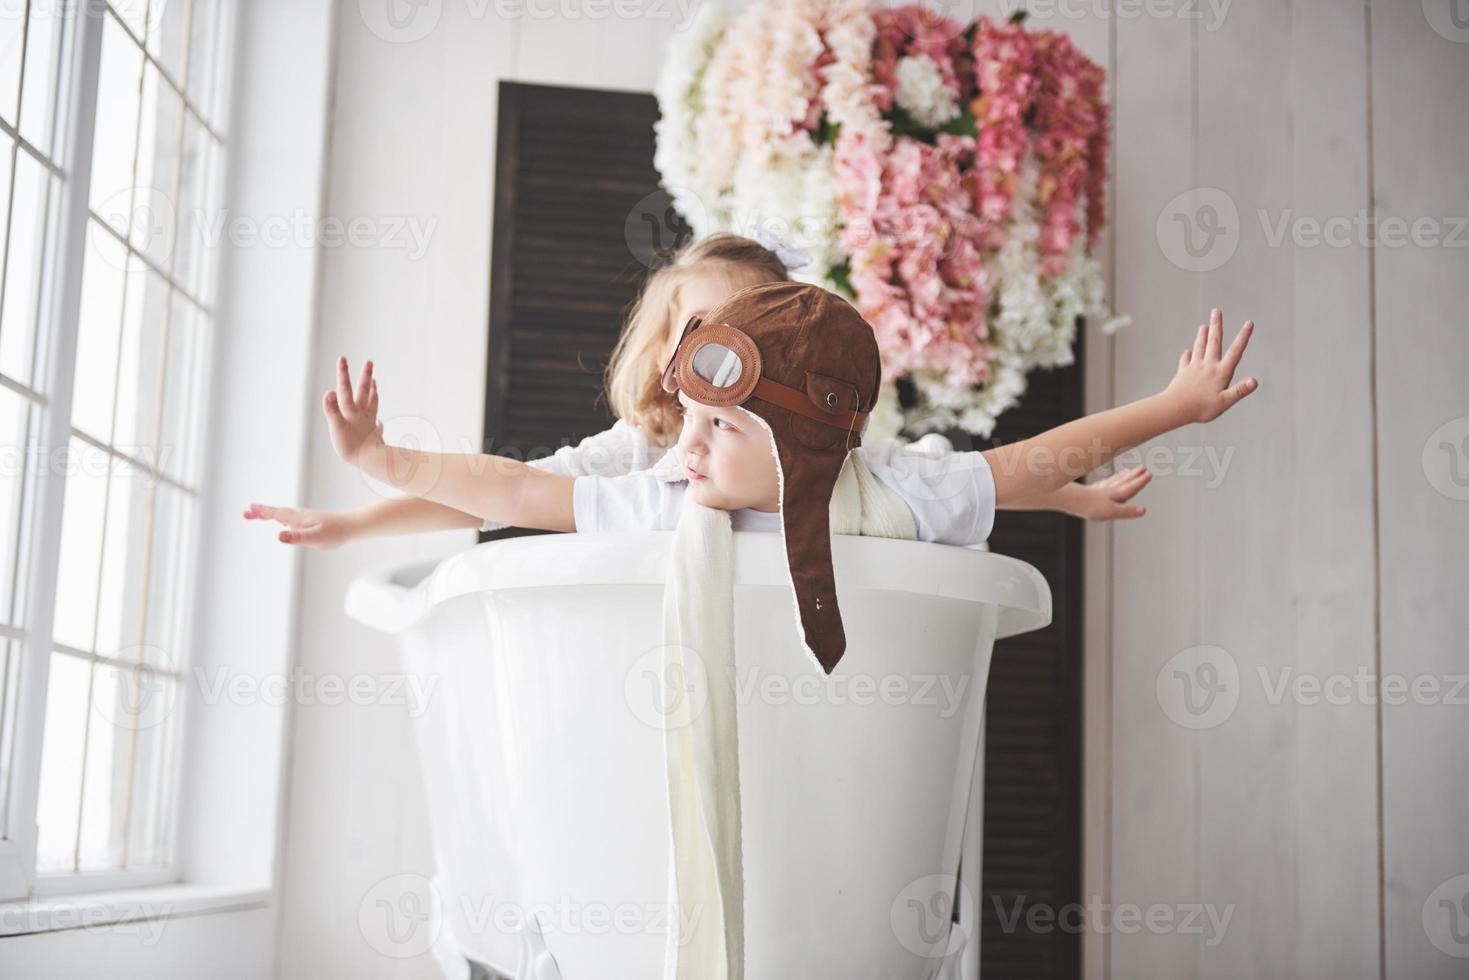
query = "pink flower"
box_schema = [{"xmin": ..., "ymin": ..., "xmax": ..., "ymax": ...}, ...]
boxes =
[
  {"xmin": 835, "ymin": 129, "xmax": 994, "ymax": 389},
  {"xmin": 822, "ymin": 4, "xmax": 1112, "ymax": 398},
  {"xmin": 870, "ymin": 5, "xmax": 975, "ymax": 115},
  {"xmin": 968, "ymin": 17, "xmax": 1037, "ymax": 240}
]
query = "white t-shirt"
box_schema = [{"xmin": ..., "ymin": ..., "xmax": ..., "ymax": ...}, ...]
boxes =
[
  {"xmin": 480, "ymin": 419, "xmax": 669, "ymax": 532},
  {"xmin": 572, "ymin": 441, "xmax": 996, "ymax": 548}
]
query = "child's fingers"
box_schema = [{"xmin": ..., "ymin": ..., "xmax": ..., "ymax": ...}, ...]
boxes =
[
  {"xmin": 323, "ymin": 389, "xmax": 346, "ymax": 424},
  {"xmin": 1113, "ymin": 470, "xmax": 1152, "ymax": 501},
  {"xmin": 1179, "ymin": 348, "xmax": 1192, "ymax": 370},
  {"xmin": 1205, "ymin": 307, "xmax": 1223, "ymax": 360},
  {"xmin": 367, "ymin": 377, "xmax": 379, "ymax": 416},
  {"xmin": 354, "ymin": 359, "xmax": 373, "ymax": 410},
  {"xmin": 1192, "ymin": 323, "xmax": 1208, "ymax": 362},
  {"xmin": 336, "ymin": 356, "xmax": 357, "ymax": 417},
  {"xmin": 1222, "ymin": 319, "xmax": 1255, "ymax": 374},
  {"xmin": 1115, "ymin": 466, "xmax": 1152, "ymax": 491},
  {"xmin": 1220, "ymin": 376, "xmax": 1259, "ymax": 410},
  {"xmin": 1116, "ymin": 504, "xmax": 1146, "ymax": 519},
  {"xmin": 1101, "ymin": 464, "xmax": 1147, "ymax": 488}
]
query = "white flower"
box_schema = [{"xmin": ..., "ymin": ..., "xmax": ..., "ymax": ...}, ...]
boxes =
[
  {"xmin": 654, "ymin": 0, "xmax": 740, "ymax": 235},
  {"xmin": 864, "ymin": 379, "xmax": 906, "ymax": 442},
  {"xmin": 893, "ymin": 55, "xmax": 960, "ymax": 129}
]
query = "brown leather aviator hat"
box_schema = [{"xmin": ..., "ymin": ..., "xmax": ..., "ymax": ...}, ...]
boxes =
[{"xmin": 660, "ymin": 280, "xmax": 882, "ymax": 674}]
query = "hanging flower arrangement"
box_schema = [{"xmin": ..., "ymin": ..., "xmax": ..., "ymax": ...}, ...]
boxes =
[{"xmin": 654, "ymin": 0, "xmax": 1129, "ymax": 439}]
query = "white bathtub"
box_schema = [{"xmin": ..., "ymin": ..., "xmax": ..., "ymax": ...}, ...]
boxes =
[{"xmin": 346, "ymin": 531, "xmax": 1050, "ymax": 980}]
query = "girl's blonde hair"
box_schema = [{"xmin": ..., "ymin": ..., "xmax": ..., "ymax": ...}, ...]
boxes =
[{"xmin": 605, "ymin": 233, "xmax": 791, "ymax": 444}]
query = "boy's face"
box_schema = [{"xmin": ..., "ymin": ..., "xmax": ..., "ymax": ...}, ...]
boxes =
[{"xmin": 674, "ymin": 389, "xmax": 780, "ymax": 513}]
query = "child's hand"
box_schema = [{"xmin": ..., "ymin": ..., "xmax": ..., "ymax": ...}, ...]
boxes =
[
  {"xmin": 1162, "ymin": 308, "xmax": 1259, "ymax": 424},
  {"xmin": 323, "ymin": 355, "xmax": 383, "ymax": 466},
  {"xmin": 243, "ymin": 502, "xmax": 358, "ymax": 549},
  {"xmin": 1069, "ymin": 465, "xmax": 1152, "ymax": 521}
]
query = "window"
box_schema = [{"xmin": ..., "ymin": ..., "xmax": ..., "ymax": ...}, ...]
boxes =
[{"xmin": 0, "ymin": 0, "xmax": 234, "ymax": 901}]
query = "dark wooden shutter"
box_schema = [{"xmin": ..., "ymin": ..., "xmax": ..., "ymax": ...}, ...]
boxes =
[
  {"xmin": 481, "ymin": 81, "xmax": 688, "ymax": 541},
  {"xmin": 933, "ymin": 332, "xmax": 1085, "ymax": 980}
]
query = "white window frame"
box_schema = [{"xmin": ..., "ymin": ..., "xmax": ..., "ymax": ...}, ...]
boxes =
[{"xmin": 0, "ymin": 0, "xmax": 237, "ymax": 904}]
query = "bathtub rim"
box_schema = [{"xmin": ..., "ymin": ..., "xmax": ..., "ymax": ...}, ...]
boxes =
[{"xmin": 345, "ymin": 531, "xmax": 1051, "ymax": 640}]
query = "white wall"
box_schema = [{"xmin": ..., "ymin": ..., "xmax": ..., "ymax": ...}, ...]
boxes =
[
  {"xmin": 277, "ymin": 2, "xmax": 1469, "ymax": 979},
  {"xmin": 273, "ymin": 3, "xmax": 683, "ymax": 979},
  {"xmin": 1091, "ymin": 0, "xmax": 1468, "ymax": 978}
]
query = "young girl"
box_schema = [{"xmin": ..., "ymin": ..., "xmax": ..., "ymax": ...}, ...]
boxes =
[{"xmin": 244, "ymin": 233, "xmax": 1151, "ymax": 546}]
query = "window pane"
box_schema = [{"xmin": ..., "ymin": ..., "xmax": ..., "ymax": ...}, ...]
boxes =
[
  {"xmin": 124, "ymin": 669, "xmax": 175, "ymax": 867},
  {"xmin": 111, "ymin": 0, "xmax": 148, "ymax": 38},
  {"xmin": 158, "ymin": 291, "xmax": 198, "ymax": 482},
  {"xmin": 0, "ymin": 148, "xmax": 54, "ymax": 387},
  {"xmin": 0, "ymin": 383, "xmax": 31, "ymax": 626},
  {"xmin": 36, "ymin": 651, "xmax": 88, "ymax": 872},
  {"xmin": 0, "ymin": 3, "xmax": 21, "ymax": 128},
  {"xmin": 76, "ymin": 658, "xmax": 125, "ymax": 870},
  {"xmin": 89, "ymin": 13, "xmax": 143, "ymax": 238},
  {"xmin": 78, "ymin": 659, "xmax": 175, "ymax": 870},
  {"xmin": 183, "ymin": 315, "xmax": 210, "ymax": 482},
  {"xmin": 144, "ymin": 0, "xmax": 186, "ymax": 85},
  {"xmin": 132, "ymin": 60, "xmax": 181, "ymax": 272},
  {"xmin": 53, "ymin": 438, "xmax": 109, "ymax": 652},
  {"xmin": 173, "ymin": 113, "xmax": 216, "ymax": 301},
  {"xmin": 71, "ymin": 222, "xmax": 129, "ymax": 443},
  {"xmin": 18, "ymin": 0, "xmax": 67, "ymax": 158},
  {"xmin": 0, "ymin": 136, "xmax": 12, "ymax": 267},
  {"xmin": 111, "ymin": 257, "xmax": 166, "ymax": 454},
  {"xmin": 93, "ymin": 452, "xmax": 146, "ymax": 659},
  {"xmin": 141, "ymin": 482, "xmax": 183, "ymax": 653}
]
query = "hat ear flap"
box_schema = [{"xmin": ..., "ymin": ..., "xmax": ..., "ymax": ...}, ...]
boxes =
[{"xmin": 772, "ymin": 436, "xmax": 851, "ymax": 674}]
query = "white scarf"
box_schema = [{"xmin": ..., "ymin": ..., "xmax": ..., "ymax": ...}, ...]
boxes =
[{"xmin": 659, "ymin": 448, "xmax": 917, "ymax": 979}]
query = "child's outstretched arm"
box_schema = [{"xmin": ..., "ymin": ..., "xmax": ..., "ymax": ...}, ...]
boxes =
[
  {"xmin": 983, "ymin": 309, "xmax": 1258, "ymax": 505},
  {"xmin": 1002, "ymin": 465, "xmax": 1153, "ymax": 521},
  {"xmin": 323, "ymin": 356, "xmax": 576, "ymax": 532},
  {"xmin": 243, "ymin": 497, "xmax": 484, "ymax": 548}
]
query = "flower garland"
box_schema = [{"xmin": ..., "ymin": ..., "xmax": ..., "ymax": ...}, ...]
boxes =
[{"xmin": 654, "ymin": 2, "xmax": 1128, "ymax": 439}]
